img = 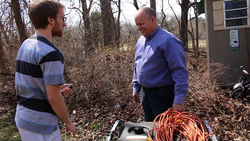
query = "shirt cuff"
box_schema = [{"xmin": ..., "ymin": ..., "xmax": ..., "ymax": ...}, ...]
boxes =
[
  {"xmin": 173, "ymin": 95, "xmax": 186, "ymax": 104},
  {"xmin": 133, "ymin": 87, "xmax": 141, "ymax": 94}
]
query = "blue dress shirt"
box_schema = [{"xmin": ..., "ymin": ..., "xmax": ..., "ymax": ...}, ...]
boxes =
[{"xmin": 133, "ymin": 26, "xmax": 189, "ymax": 104}]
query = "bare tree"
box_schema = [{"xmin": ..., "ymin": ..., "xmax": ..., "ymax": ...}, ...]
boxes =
[
  {"xmin": 168, "ymin": 0, "xmax": 199, "ymax": 52},
  {"xmin": 11, "ymin": 0, "xmax": 28, "ymax": 44},
  {"xmin": 193, "ymin": 2, "xmax": 199, "ymax": 55},
  {"xmin": 0, "ymin": 0, "xmax": 24, "ymax": 74},
  {"xmin": 167, "ymin": 0, "xmax": 181, "ymax": 33},
  {"xmin": 160, "ymin": 0, "xmax": 166, "ymax": 27},
  {"xmin": 69, "ymin": 0, "xmax": 95, "ymax": 57},
  {"xmin": 0, "ymin": 17, "xmax": 10, "ymax": 46},
  {"xmin": 0, "ymin": 32, "xmax": 7, "ymax": 74},
  {"xmin": 150, "ymin": 0, "xmax": 156, "ymax": 13},
  {"xmin": 188, "ymin": 15, "xmax": 196, "ymax": 54},
  {"xmin": 90, "ymin": 10, "xmax": 102, "ymax": 48},
  {"xmin": 100, "ymin": 0, "xmax": 116, "ymax": 47},
  {"xmin": 112, "ymin": 0, "xmax": 121, "ymax": 47},
  {"xmin": 178, "ymin": 0, "xmax": 189, "ymax": 52},
  {"xmin": 80, "ymin": 0, "xmax": 94, "ymax": 57}
]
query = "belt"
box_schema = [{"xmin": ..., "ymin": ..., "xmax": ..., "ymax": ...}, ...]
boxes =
[
  {"xmin": 142, "ymin": 84, "xmax": 174, "ymax": 90},
  {"xmin": 17, "ymin": 95, "xmax": 56, "ymax": 115}
]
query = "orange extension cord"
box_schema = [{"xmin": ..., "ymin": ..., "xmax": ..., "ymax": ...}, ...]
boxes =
[{"xmin": 147, "ymin": 108, "xmax": 216, "ymax": 141}]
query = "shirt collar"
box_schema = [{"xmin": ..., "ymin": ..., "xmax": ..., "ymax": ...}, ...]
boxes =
[{"xmin": 145, "ymin": 25, "xmax": 161, "ymax": 41}]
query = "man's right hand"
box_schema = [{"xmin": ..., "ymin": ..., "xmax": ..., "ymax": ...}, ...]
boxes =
[
  {"xmin": 65, "ymin": 121, "xmax": 77, "ymax": 138},
  {"xmin": 132, "ymin": 93, "xmax": 140, "ymax": 102}
]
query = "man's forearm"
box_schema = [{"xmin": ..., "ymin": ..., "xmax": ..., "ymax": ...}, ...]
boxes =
[{"xmin": 46, "ymin": 85, "xmax": 72, "ymax": 124}]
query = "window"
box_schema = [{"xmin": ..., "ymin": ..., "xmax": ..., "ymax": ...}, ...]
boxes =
[
  {"xmin": 213, "ymin": 0, "xmax": 250, "ymax": 30},
  {"xmin": 224, "ymin": 0, "xmax": 249, "ymax": 28}
]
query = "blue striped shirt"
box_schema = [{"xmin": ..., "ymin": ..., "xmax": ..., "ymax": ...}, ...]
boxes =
[
  {"xmin": 133, "ymin": 26, "xmax": 189, "ymax": 104},
  {"xmin": 15, "ymin": 35, "xmax": 65, "ymax": 134}
]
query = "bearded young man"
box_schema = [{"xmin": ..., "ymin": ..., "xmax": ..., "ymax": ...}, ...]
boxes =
[{"xmin": 15, "ymin": 0, "xmax": 76, "ymax": 140}]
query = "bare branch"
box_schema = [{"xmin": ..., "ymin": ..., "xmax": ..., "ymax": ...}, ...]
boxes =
[
  {"xmin": 160, "ymin": 0, "xmax": 166, "ymax": 26},
  {"xmin": 88, "ymin": 0, "xmax": 93, "ymax": 13},
  {"xmin": 133, "ymin": 0, "xmax": 139, "ymax": 10},
  {"xmin": 68, "ymin": 6, "xmax": 83, "ymax": 15},
  {"xmin": 168, "ymin": 0, "xmax": 180, "ymax": 30}
]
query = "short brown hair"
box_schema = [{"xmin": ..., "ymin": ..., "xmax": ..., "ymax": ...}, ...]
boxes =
[{"xmin": 28, "ymin": 0, "xmax": 64, "ymax": 29}]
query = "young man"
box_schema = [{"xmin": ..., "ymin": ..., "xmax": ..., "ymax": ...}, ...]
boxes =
[
  {"xmin": 15, "ymin": 0, "xmax": 76, "ymax": 140},
  {"xmin": 132, "ymin": 7, "xmax": 189, "ymax": 121}
]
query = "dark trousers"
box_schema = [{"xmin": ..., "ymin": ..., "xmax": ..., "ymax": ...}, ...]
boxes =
[{"xmin": 141, "ymin": 85, "xmax": 175, "ymax": 121}]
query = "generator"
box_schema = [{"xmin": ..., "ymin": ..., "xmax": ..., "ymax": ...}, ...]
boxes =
[{"xmin": 106, "ymin": 120, "xmax": 217, "ymax": 141}]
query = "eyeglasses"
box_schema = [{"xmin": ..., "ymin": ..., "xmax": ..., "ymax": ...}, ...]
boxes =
[{"xmin": 57, "ymin": 16, "xmax": 67, "ymax": 22}]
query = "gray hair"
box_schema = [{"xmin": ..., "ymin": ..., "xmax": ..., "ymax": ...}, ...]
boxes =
[{"xmin": 140, "ymin": 7, "xmax": 156, "ymax": 18}]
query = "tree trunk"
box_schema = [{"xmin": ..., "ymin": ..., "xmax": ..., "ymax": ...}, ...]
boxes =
[
  {"xmin": 115, "ymin": 0, "xmax": 121, "ymax": 47},
  {"xmin": 90, "ymin": 11, "xmax": 102, "ymax": 49},
  {"xmin": 195, "ymin": 4, "xmax": 199, "ymax": 56},
  {"xmin": 150, "ymin": 0, "xmax": 156, "ymax": 14},
  {"xmin": 0, "ymin": 32, "xmax": 9, "ymax": 73},
  {"xmin": 0, "ymin": 18, "xmax": 10, "ymax": 46},
  {"xmin": 0, "ymin": 34, "xmax": 5, "ymax": 72},
  {"xmin": 80, "ymin": 0, "xmax": 94, "ymax": 57},
  {"xmin": 11, "ymin": 0, "xmax": 28, "ymax": 44},
  {"xmin": 100, "ymin": 0, "xmax": 116, "ymax": 47},
  {"xmin": 180, "ymin": 0, "xmax": 189, "ymax": 52}
]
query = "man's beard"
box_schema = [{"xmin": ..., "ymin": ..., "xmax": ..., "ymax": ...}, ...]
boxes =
[{"xmin": 52, "ymin": 22, "xmax": 63, "ymax": 37}]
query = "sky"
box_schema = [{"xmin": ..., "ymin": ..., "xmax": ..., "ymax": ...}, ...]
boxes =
[
  {"xmin": 60, "ymin": 0, "xmax": 204, "ymax": 25},
  {"xmin": 119, "ymin": 0, "xmax": 182, "ymax": 23}
]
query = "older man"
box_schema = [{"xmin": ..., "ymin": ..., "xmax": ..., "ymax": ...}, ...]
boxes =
[{"xmin": 132, "ymin": 7, "xmax": 189, "ymax": 121}]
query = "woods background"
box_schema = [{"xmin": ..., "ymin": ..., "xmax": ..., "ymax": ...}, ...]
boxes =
[{"xmin": 0, "ymin": 0, "xmax": 206, "ymax": 74}]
